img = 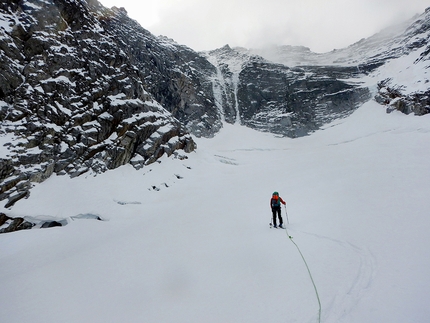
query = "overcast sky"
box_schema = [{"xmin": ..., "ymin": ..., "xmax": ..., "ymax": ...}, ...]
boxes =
[{"xmin": 99, "ymin": 0, "xmax": 429, "ymax": 53}]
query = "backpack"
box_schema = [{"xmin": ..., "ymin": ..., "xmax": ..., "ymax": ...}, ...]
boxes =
[{"xmin": 271, "ymin": 193, "xmax": 281, "ymax": 208}]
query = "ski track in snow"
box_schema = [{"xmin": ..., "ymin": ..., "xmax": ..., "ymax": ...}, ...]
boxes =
[
  {"xmin": 296, "ymin": 229, "xmax": 377, "ymax": 323},
  {"xmin": 327, "ymin": 129, "xmax": 396, "ymax": 146},
  {"xmin": 115, "ymin": 200, "xmax": 142, "ymax": 205}
]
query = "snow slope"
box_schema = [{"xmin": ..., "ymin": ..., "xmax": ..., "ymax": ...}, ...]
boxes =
[{"xmin": 1, "ymin": 98, "xmax": 429, "ymax": 323}]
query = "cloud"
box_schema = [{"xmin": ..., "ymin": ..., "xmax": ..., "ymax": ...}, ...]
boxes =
[{"xmin": 100, "ymin": 0, "xmax": 429, "ymax": 52}]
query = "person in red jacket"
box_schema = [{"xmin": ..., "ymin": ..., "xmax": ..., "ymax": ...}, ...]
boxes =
[{"xmin": 270, "ymin": 191, "xmax": 286, "ymax": 228}]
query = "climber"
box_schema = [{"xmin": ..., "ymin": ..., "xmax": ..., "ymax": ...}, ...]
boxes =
[{"xmin": 270, "ymin": 191, "xmax": 286, "ymax": 228}]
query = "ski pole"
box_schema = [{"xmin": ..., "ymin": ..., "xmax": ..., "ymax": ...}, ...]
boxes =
[
  {"xmin": 284, "ymin": 204, "xmax": 289, "ymax": 224},
  {"xmin": 269, "ymin": 209, "xmax": 272, "ymax": 227}
]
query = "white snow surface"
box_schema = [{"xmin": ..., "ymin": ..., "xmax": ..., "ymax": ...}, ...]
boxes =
[{"xmin": 1, "ymin": 100, "xmax": 429, "ymax": 323}]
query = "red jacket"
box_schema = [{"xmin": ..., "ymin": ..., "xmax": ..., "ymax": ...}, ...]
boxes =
[{"xmin": 270, "ymin": 195, "xmax": 286, "ymax": 207}]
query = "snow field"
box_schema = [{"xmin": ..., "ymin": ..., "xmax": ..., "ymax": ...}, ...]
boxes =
[{"xmin": 1, "ymin": 101, "xmax": 430, "ymax": 322}]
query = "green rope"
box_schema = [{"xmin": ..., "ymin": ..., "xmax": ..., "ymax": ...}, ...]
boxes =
[{"xmin": 285, "ymin": 226, "xmax": 322, "ymax": 323}]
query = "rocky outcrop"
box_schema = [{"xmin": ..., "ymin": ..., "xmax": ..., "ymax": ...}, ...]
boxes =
[
  {"xmin": 376, "ymin": 79, "xmax": 430, "ymax": 115},
  {"xmin": 0, "ymin": 212, "xmax": 103, "ymax": 233},
  {"xmin": 0, "ymin": 213, "xmax": 34, "ymax": 233}
]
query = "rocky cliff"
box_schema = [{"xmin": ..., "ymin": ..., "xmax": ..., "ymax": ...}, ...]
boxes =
[
  {"xmin": 0, "ymin": 0, "xmax": 204, "ymax": 207},
  {"xmin": 204, "ymin": 46, "xmax": 370, "ymax": 137}
]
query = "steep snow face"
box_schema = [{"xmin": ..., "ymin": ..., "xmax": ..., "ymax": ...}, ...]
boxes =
[
  {"xmin": 203, "ymin": 45, "xmax": 251, "ymax": 125},
  {"xmin": 1, "ymin": 100, "xmax": 429, "ymax": 323},
  {"xmin": 379, "ymin": 47, "xmax": 430, "ymax": 95}
]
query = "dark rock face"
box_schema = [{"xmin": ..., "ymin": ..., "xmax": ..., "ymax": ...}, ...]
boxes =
[
  {"xmin": 238, "ymin": 62, "xmax": 370, "ymax": 137},
  {"xmin": 0, "ymin": 0, "xmax": 199, "ymax": 207},
  {"xmin": 205, "ymin": 46, "xmax": 370, "ymax": 137}
]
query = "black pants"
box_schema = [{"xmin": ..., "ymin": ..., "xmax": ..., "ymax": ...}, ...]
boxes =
[{"xmin": 272, "ymin": 206, "xmax": 283, "ymax": 226}]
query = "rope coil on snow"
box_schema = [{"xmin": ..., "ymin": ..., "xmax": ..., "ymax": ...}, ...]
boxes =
[{"xmin": 285, "ymin": 220, "xmax": 322, "ymax": 323}]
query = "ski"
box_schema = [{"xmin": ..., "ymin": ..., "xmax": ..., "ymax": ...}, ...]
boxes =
[{"xmin": 269, "ymin": 223, "xmax": 285, "ymax": 229}]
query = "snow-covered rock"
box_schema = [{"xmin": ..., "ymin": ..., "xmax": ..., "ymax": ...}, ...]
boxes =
[{"xmin": 0, "ymin": 0, "xmax": 198, "ymax": 207}]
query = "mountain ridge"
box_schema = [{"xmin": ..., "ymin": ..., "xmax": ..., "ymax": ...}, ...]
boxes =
[{"xmin": 242, "ymin": 7, "xmax": 430, "ymax": 67}]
